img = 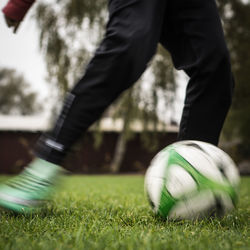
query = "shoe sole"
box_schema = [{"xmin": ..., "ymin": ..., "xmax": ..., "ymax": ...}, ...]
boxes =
[{"xmin": 0, "ymin": 193, "xmax": 43, "ymax": 214}]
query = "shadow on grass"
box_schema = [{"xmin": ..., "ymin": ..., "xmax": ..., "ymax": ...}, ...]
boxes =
[{"xmin": 152, "ymin": 209, "xmax": 250, "ymax": 230}]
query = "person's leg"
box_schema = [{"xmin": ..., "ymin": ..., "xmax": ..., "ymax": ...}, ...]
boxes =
[
  {"xmin": 161, "ymin": 0, "xmax": 234, "ymax": 145},
  {"xmin": 0, "ymin": 0, "xmax": 167, "ymax": 213},
  {"xmin": 35, "ymin": 0, "xmax": 167, "ymax": 165}
]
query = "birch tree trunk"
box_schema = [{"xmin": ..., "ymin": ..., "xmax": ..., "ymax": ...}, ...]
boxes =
[{"xmin": 110, "ymin": 91, "xmax": 132, "ymax": 173}]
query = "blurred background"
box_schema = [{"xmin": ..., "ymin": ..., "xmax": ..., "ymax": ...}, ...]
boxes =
[{"xmin": 0, "ymin": 0, "xmax": 250, "ymax": 175}]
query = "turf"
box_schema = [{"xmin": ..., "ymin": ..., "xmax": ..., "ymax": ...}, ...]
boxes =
[{"xmin": 0, "ymin": 176, "xmax": 249, "ymax": 250}]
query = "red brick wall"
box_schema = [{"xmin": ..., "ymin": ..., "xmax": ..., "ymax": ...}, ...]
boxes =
[
  {"xmin": 0, "ymin": 131, "xmax": 177, "ymax": 174},
  {"xmin": 0, "ymin": 132, "xmax": 39, "ymax": 174}
]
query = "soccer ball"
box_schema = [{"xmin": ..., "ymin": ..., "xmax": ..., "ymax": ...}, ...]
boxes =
[{"xmin": 144, "ymin": 140, "xmax": 240, "ymax": 219}]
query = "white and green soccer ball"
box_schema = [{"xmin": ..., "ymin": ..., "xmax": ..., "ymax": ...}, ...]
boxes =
[{"xmin": 144, "ymin": 140, "xmax": 240, "ymax": 219}]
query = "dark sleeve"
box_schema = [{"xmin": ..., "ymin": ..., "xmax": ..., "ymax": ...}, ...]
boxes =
[{"xmin": 2, "ymin": 0, "xmax": 36, "ymax": 22}]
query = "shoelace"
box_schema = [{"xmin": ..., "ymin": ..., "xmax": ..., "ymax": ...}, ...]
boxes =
[{"xmin": 6, "ymin": 170, "xmax": 52, "ymax": 193}]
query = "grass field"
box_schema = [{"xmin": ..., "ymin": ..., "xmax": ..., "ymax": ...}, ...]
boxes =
[{"xmin": 0, "ymin": 176, "xmax": 249, "ymax": 250}]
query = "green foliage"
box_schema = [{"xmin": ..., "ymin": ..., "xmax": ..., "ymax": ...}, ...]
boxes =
[
  {"xmin": 34, "ymin": 0, "xmax": 176, "ymax": 120},
  {"xmin": 0, "ymin": 176, "xmax": 249, "ymax": 249},
  {"xmin": 0, "ymin": 68, "xmax": 41, "ymax": 115},
  {"xmin": 109, "ymin": 45, "xmax": 176, "ymax": 152},
  {"xmin": 34, "ymin": 0, "xmax": 176, "ymax": 171},
  {"xmin": 35, "ymin": 0, "xmax": 107, "ymax": 98},
  {"xmin": 218, "ymin": 0, "xmax": 250, "ymax": 160},
  {"xmin": 140, "ymin": 46, "xmax": 176, "ymax": 151}
]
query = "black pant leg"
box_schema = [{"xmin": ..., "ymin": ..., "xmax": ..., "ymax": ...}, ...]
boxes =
[
  {"xmin": 35, "ymin": 0, "xmax": 167, "ymax": 164},
  {"xmin": 161, "ymin": 0, "xmax": 234, "ymax": 145}
]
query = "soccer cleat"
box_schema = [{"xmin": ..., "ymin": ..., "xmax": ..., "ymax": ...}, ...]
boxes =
[{"xmin": 0, "ymin": 158, "xmax": 64, "ymax": 214}]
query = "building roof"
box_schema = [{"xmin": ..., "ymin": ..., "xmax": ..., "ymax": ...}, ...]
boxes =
[
  {"xmin": 0, "ymin": 115, "xmax": 179, "ymax": 133},
  {"xmin": 0, "ymin": 115, "xmax": 50, "ymax": 132},
  {"xmin": 93, "ymin": 117, "xmax": 179, "ymax": 133}
]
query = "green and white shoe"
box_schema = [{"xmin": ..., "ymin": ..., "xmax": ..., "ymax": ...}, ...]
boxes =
[{"xmin": 0, "ymin": 158, "xmax": 64, "ymax": 214}]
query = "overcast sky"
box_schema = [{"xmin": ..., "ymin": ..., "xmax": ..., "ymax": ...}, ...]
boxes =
[
  {"xmin": 0, "ymin": 0, "xmax": 186, "ymax": 124},
  {"xmin": 0, "ymin": 0, "xmax": 48, "ymax": 99}
]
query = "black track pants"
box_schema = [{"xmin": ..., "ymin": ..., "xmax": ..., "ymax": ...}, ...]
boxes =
[{"xmin": 35, "ymin": 0, "xmax": 234, "ymax": 164}]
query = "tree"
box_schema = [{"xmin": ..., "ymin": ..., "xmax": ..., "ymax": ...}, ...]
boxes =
[
  {"xmin": 34, "ymin": 0, "xmax": 176, "ymax": 172},
  {"xmin": 0, "ymin": 68, "xmax": 42, "ymax": 115},
  {"xmin": 218, "ymin": 0, "xmax": 250, "ymax": 162},
  {"xmin": 109, "ymin": 46, "xmax": 176, "ymax": 173}
]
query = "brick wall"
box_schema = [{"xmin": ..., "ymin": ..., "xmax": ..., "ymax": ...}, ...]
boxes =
[{"xmin": 0, "ymin": 131, "xmax": 177, "ymax": 174}]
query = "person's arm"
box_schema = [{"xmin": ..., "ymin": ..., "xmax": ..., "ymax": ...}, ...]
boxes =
[{"xmin": 2, "ymin": 0, "xmax": 36, "ymax": 33}]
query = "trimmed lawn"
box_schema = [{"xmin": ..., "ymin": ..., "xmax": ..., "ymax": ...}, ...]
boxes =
[{"xmin": 0, "ymin": 176, "xmax": 249, "ymax": 250}]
